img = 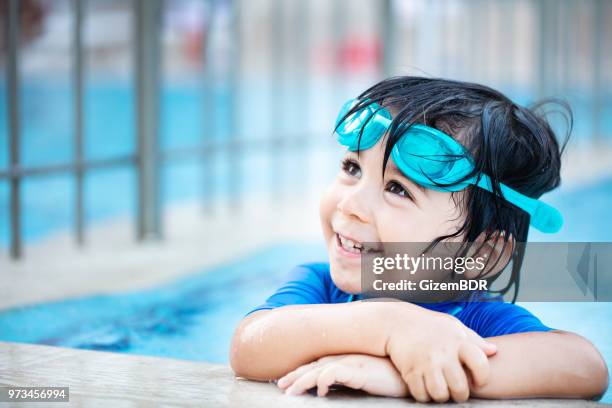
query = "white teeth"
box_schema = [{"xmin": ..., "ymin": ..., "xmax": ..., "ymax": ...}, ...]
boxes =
[
  {"xmin": 336, "ymin": 233, "xmax": 384, "ymax": 255},
  {"xmin": 338, "ymin": 234, "xmax": 362, "ymax": 254}
]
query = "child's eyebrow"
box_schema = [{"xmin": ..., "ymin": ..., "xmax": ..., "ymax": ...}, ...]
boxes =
[{"xmin": 387, "ymin": 164, "xmax": 427, "ymax": 195}]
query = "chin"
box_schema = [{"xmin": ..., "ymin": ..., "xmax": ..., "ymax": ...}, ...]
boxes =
[{"xmin": 329, "ymin": 262, "xmax": 362, "ymax": 294}]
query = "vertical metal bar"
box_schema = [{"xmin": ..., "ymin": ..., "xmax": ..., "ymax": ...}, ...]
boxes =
[
  {"xmin": 73, "ymin": 0, "xmax": 85, "ymax": 245},
  {"xmin": 270, "ymin": 0, "xmax": 283, "ymax": 201},
  {"xmin": 481, "ymin": 0, "xmax": 491, "ymax": 84},
  {"xmin": 537, "ymin": 0, "xmax": 547, "ymax": 98},
  {"xmin": 467, "ymin": 0, "xmax": 480, "ymax": 80},
  {"xmin": 552, "ymin": 0, "xmax": 560, "ymax": 94},
  {"xmin": 134, "ymin": 0, "xmax": 162, "ymax": 240},
  {"xmin": 332, "ymin": 0, "xmax": 345, "ymax": 78},
  {"xmin": 331, "ymin": 0, "xmax": 347, "ymax": 111},
  {"xmin": 503, "ymin": 0, "xmax": 517, "ymax": 87},
  {"xmin": 295, "ymin": 0, "xmax": 309, "ymax": 191},
  {"xmin": 592, "ymin": 0, "xmax": 603, "ymax": 142},
  {"xmin": 381, "ymin": 0, "xmax": 394, "ymax": 77},
  {"xmin": 438, "ymin": 0, "xmax": 449, "ymax": 78},
  {"xmin": 202, "ymin": 0, "xmax": 216, "ymax": 213},
  {"xmin": 228, "ymin": 0, "xmax": 241, "ymax": 210},
  {"xmin": 538, "ymin": 0, "xmax": 555, "ymax": 99},
  {"xmin": 464, "ymin": 1, "xmax": 476, "ymax": 81},
  {"xmin": 560, "ymin": 0, "xmax": 572, "ymax": 97},
  {"xmin": 6, "ymin": 0, "xmax": 21, "ymax": 260}
]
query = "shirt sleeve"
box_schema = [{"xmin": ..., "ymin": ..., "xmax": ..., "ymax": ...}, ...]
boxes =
[
  {"xmin": 457, "ymin": 301, "xmax": 554, "ymax": 338},
  {"xmin": 245, "ymin": 263, "xmax": 331, "ymax": 316}
]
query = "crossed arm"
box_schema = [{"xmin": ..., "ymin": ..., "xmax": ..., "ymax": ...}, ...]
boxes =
[{"xmin": 230, "ymin": 301, "xmax": 609, "ymax": 402}]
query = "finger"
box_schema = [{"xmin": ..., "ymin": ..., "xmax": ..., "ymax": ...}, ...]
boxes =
[
  {"xmin": 285, "ymin": 367, "xmax": 322, "ymax": 396},
  {"xmin": 481, "ymin": 341, "xmax": 497, "ymax": 356},
  {"xmin": 443, "ymin": 361, "xmax": 470, "ymax": 403},
  {"xmin": 467, "ymin": 329, "xmax": 497, "ymax": 356},
  {"xmin": 315, "ymin": 366, "xmax": 337, "ymax": 397},
  {"xmin": 405, "ymin": 372, "xmax": 430, "ymax": 403},
  {"xmin": 459, "ymin": 343, "xmax": 490, "ymax": 387},
  {"xmin": 424, "ymin": 368, "xmax": 450, "ymax": 403},
  {"xmin": 316, "ymin": 365, "xmax": 359, "ymax": 397},
  {"xmin": 278, "ymin": 361, "xmax": 319, "ymax": 390}
]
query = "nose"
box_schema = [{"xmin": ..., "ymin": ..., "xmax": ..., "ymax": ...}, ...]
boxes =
[{"xmin": 336, "ymin": 183, "xmax": 373, "ymax": 224}]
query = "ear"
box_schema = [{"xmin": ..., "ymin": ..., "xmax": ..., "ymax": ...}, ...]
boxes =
[{"xmin": 464, "ymin": 231, "xmax": 514, "ymax": 280}]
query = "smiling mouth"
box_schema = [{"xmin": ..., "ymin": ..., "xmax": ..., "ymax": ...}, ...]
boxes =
[{"xmin": 335, "ymin": 233, "xmax": 383, "ymax": 255}]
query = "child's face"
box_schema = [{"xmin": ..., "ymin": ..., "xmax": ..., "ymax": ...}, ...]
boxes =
[{"xmin": 319, "ymin": 138, "xmax": 467, "ymax": 294}]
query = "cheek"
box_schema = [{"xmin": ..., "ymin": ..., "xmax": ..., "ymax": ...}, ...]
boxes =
[
  {"xmin": 376, "ymin": 208, "xmax": 434, "ymax": 241},
  {"xmin": 375, "ymin": 194, "xmax": 465, "ymax": 242},
  {"xmin": 319, "ymin": 183, "xmax": 337, "ymax": 241}
]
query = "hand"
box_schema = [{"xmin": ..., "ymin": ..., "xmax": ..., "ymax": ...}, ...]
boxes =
[
  {"xmin": 385, "ymin": 304, "xmax": 497, "ymax": 403},
  {"xmin": 277, "ymin": 354, "xmax": 409, "ymax": 398}
]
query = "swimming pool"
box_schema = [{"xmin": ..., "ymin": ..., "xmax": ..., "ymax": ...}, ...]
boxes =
[
  {"xmin": 1, "ymin": 81, "xmax": 611, "ymax": 402},
  {"xmin": 0, "ymin": 241, "xmax": 610, "ymax": 402}
]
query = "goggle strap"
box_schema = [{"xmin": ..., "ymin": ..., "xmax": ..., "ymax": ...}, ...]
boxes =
[{"xmin": 475, "ymin": 175, "xmax": 562, "ymax": 233}]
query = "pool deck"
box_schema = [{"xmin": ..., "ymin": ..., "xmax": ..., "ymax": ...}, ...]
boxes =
[
  {"xmin": 0, "ymin": 194, "xmax": 324, "ymax": 311},
  {"xmin": 0, "ymin": 341, "xmax": 606, "ymax": 407}
]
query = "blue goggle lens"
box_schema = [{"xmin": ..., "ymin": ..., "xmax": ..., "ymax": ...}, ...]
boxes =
[
  {"xmin": 335, "ymin": 100, "xmax": 391, "ymax": 151},
  {"xmin": 392, "ymin": 124, "xmax": 474, "ymax": 191}
]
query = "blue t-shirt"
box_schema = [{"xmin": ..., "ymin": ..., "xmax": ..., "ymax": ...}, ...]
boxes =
[{"xmin": 247, "ymin": 262, "xmax": 553, "ymax": 338}]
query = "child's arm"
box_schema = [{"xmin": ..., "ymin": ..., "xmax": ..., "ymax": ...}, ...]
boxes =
[
  {"xmin": 279, "ymin": 331, "xmax": 608, "ymax": 402},
  {"xmin": 230, "ymin": 301, "xmax": 496, "ymax": 388},
  {"xmin": 471, "ymin": 331, "xmax": 608, "ymax": 400},
  {"xmin": 230, "ymin": 302, "xmax": 388, "ymax": 380}
]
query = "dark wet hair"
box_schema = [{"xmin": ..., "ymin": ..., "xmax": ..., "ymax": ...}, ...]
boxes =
[{"xmin": 336, "ymin": 76, "xmax": 571, "ymax": 301}]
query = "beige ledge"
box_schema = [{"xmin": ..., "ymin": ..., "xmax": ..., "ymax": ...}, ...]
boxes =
[{"xmin": 0, "ymin": 342, "xmax": 605, "ymax": 407}]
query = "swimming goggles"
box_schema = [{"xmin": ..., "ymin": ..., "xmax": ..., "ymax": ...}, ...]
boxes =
[{"xmin": 334, "ymin": 98, "xmax": 563, "ymax": 233}]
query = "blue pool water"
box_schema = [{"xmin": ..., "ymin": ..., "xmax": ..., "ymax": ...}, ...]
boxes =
[
  {"xmin": 0, "ymin": 242, "xmax": 610, "ymax": 402},
  {"xmin": 0, "ymin": 243, "xmax": 327, "ymax": 361},
  {"xmin": 529, "ymin": 176, "xmax": 612, "ymax": 242}
]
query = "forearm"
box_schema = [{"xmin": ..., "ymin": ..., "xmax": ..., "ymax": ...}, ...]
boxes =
[
  {"xmin": 230, "ymin": 302, "xmax": 394, "ymax": 381},
  {"xmin": 472, "ymin": 331, "xmax": 609, "ymax": 400}
]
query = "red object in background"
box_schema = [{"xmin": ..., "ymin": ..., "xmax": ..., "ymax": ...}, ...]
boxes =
[
  {"xmin": 338, "ymin": 35, "xmax": 382, "ymax": 73},
  {"xmin": 184, "ymin": 28, "xmax": 205, "ymax": 66}
]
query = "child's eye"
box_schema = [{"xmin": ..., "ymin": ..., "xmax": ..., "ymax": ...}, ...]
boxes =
[
  {"xmin": 341, "ymin": 159, "xmax": 361, "ymax": 178},
  {"xmin": 386, "ymin": 181, "xmax": 413, "ymax": 199}
]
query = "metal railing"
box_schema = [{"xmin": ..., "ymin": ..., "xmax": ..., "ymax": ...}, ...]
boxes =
[
  {"xmin": 1, "ymin": 0, "xmax": 332, "ymax": 260},
  {"xmin": 2, "ymin": 0, "xmax": 167, "ymax": 259},
  {"xmin": 5, "ymin": 0, "xmax": 21, "ymax": 259},
  {"xmin": 2, "ymin": 0, "xmax": 609, "ymax": 260}
]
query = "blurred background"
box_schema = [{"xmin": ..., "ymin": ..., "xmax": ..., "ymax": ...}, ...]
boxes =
[
  {"xmin": 0, "ymin": 0, "xmax": 611, "ymax": 399},
  {"xmin": 1, "ymin": 0, "xmax": 611, "ymax": 259}
]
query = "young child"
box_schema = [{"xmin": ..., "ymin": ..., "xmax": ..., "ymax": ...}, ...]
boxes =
[{"xmin": 230, "ymin": 77, "xmax": 609, "ymax": 402}]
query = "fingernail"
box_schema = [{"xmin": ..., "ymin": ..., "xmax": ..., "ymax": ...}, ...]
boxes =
[{"xmin": 277, "ymin": 378, "xmax": 287, "ymax": 388}]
